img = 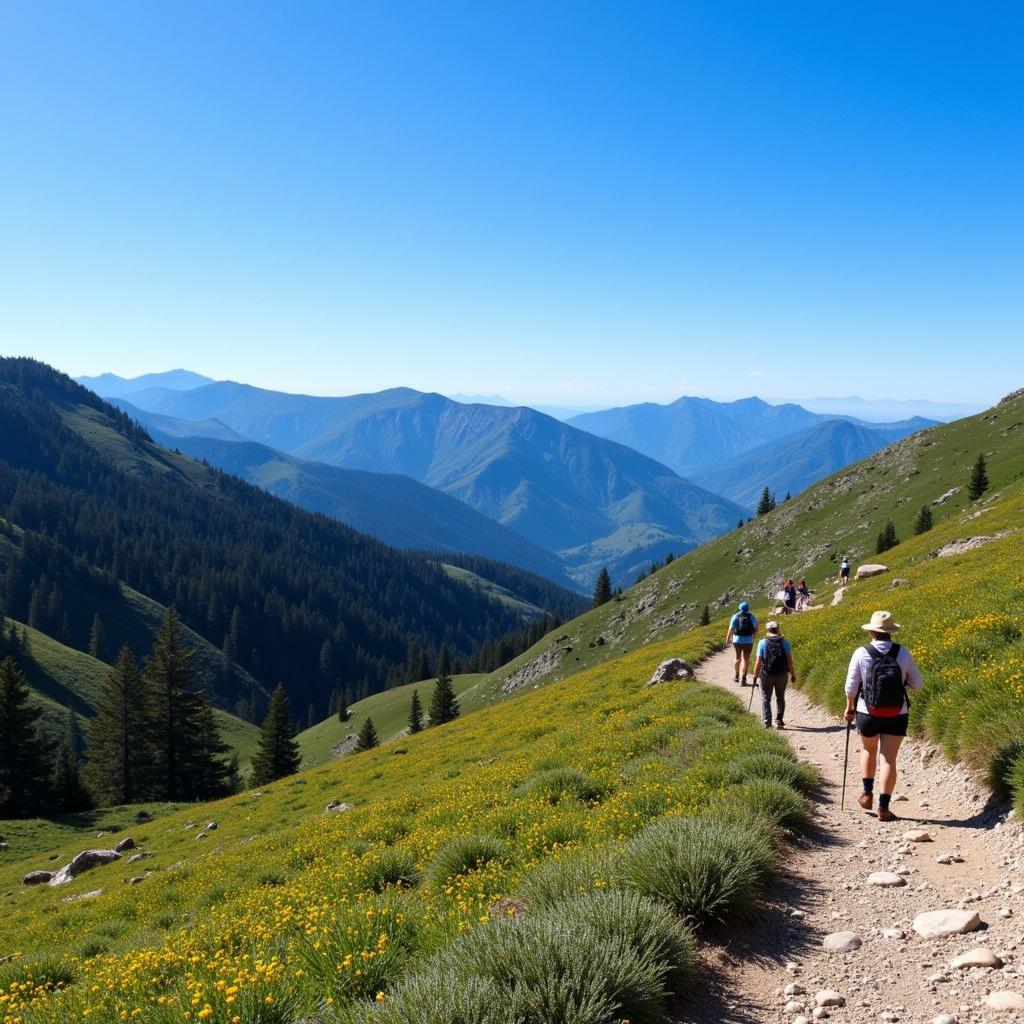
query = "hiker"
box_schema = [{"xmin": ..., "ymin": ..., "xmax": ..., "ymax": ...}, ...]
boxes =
[
  {"xmin": 783, "ymin": 579, "xmax": 797, "ymax": 615},
  {"xmin": 752, "ymin": 620, "xmax": 796, "ymax": 729},
  {"xmin": 725, "ymin": 601, "xmax": 758, "ymax": 686},
  {"xmin": 839, "ymin": 556, "xmax": 850, "ymax": 587},
  {"xmin": 796, "ymin": 579, "xmax": 810, "ymax": 610},
  {"xmin": 843, "ymin": 610, "xmax": 923, "ymax": 822}
]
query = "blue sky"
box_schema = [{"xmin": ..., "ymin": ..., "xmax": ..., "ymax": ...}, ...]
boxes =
[{"xmin": 1, "ymin": 2, "xmax": 1020, "ymax": 406}]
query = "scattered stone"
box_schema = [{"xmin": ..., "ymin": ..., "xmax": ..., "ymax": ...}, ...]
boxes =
[
  {"xmin": 790, "ymin": 909, "xmax": 806, "ymax": 918},
  {"xmin": 785, "ymin": 983, "xmax": 806, "ymax": 996},
  {"xmin": 113, "ymin": 837, "xmax": 135, "ymax": 853},
  {"xmin": 890, "ymin": 578, "xmax": 910, "ymax": 588},
  {"xmin": 646, "ymin": 658, "xmax": 694, "ymax": 685},
  {"xmin": 932, "ymin": 1015, "xmax": 957, "ymax": 1024},
  {"xmin": 823, "ymin": 931, "xmax": 862, "ymax": 952},
  {"xmin": 48, "ymin": 849, "xmax": 121, "ymax": 887},
  {"xmin": 126, "ymin": 852, "xmax": 152, "ymax": 864},
  {"xmin": 127, "ymin": 875, "xmax": 146, "ymax": 885},
  {"xmin": 984, "ymin": 991, "xmax": 1024, "ymax": 1012},
  {"xmin": 881, "ymin": 1012, "xmax": 899, "ymax": 1022},
  {"xmin": 785, "ymin": 999, "xmax": 805, "ymax": 1013},
  {"xmin": 855, "ymin": 564, "xmax": 889, "ymax": 579},
  {"xmin": 913, "ymin": 910, "xmax": 982, "ymax": 939},
  {"xmin": 194, "ymin": 832, "xmax": 208, "ymax": 840},
  {"xmin": 882, "ymin": 928, "xmax": 905, "ymax": 939},
  {"xmin": 795, "ymin": 1017, "xmax": 809, "ymax": 1024},
  {"xmin": 204, "ymin": 821, "xmax": 217, "ymax": 831},
  {"xmin": 950, "ymin": 946, "xmax": 1002, "ymax": 970},
  {"xmin": 22, "ymin": 870, "xmax": 54, "ymax": 885},
  {"xmin": 868, "ymin": 871, "xmax": 907, "ymax": 887},
  {"xmin": 998, "ymin": 907, "xmax": 1013, "ymax": 918},
  {"xmin": 816, "ymin": 991, "xmax": 846, "ymax": 1007},
  {"xmin": 325, "ymin": 800, "xmax": 355, "ymax": 813},
  {"xmin": 936, "ymin": 853, "xmax": 964, "ymax": 865},
  {"xmin": 936, "ymin": 534, "xmax": 1010, "ymax": 559},
  {"xmin": 905, "ymin": 829, "xmax": 932, "ymax": 842},
  {"xmin": 61, "ymin": 888, "xmax": 103, "ymax": 902}
]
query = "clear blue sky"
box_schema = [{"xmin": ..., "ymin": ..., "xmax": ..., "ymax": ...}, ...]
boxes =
[{"xmin": 1, "ymin": 2, "xmax": 1020, "ymax": 405}]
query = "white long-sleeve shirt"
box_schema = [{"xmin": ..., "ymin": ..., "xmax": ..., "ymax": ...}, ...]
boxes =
[{"xmin": 845, "ymin": 638, "xmax": 923, "ymax": 714}]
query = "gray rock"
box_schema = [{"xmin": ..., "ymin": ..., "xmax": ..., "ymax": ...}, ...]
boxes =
[
  {"xmin": 325, "ymin": 800, "xmax": 355, "ymax": 813},
  {"xmin": 126, "ymin": 852, "xmax": 152, "ymax": 864},
  {"xmin": 127, "ymin": 875, "xmax": 146, "ymax": 885},
  {"xmin": 868, "ymin": 871, "xmax": 906, "ymax": 887},
  {"xmin": 113, "ymin": 837, "xmax": 135, "ymax": 853},
  {"xmin": 932, "ymin": 1015, "xmax": 957, "ymax": 1024},
  {"xmin": 912, "ymin": 910, "xmax": 982, "ymax": 939},
  {"xmin": 22, "ymin": 870, "xmax": 54, "ymax": 885},
  {"xmin": 204, "ymin": 821, "xmax": 217, "ymax": 831},
  {"xmin": 823, "ymin": 931, "xmax": 862, "ymax": 952},
  {"xmin": 815, "ymin": 989, "xmax": 846, "ymax": 1007},
  {"xmin": 48, "ymin": 849, "xmax": 121, "ymax": 886},
  {"xmin": 61, "ymin": 888, "xmax": 103, "ymax": 902},
  {"xmin": 949, "ymin": 946, "xmax": 1001, "ymax": 970},
  {"xmin": 984, "ymin": 991, "xmax": 1024, "ymax": 1011},
  {"xmin": 646, "ymin": 658, "xmax": 694, "ymax": 686},
  {"xmin": 855, "ymin": 563, "xmax": 889, "ymax": 579},
  {"xmin": 904, "ymin": 829, "xmax": 932, "ymax": 842}
]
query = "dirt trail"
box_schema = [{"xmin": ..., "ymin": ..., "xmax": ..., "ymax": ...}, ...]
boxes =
[{"xmin": 677, "ymin": 647, "xmax": 1024, "ymax": 1024}]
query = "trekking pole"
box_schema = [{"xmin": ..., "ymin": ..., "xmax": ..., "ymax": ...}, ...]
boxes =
[
  {"xmin": 748, "ymin": 676, "xmax": 757, "ymax": 713},
  {"xmin": 840, "ymin": 720, "xmax": 852, "ymax": 810}
]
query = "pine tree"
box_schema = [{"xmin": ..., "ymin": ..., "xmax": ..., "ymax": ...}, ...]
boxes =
[
  {"xmin": 355, "ymin": 716, "xmax": 379, "ymax": 752},
  {"xmin": 145, "ymin": 607, "xmax": 211, "ymax": 800},
  {"xmin": 0, "ymin": 657, "xmax": 53, "ymax": 817},
  {"xmin": 756, "ymin": 487, "xmax": 774, "ymax": 516},
  {"xmin": 736, "ymin": 518, "xmax": 744, "ymax": 530},
  {"xmin": 699, "ymin": 605, "xmax": 711, "ymax": 626},
  {"xmin": 251, "ymin": 683, "xmax": 301, "ymax": 785},
  {"xmin": 337, "ymin": 688, "xmax": 349, "ymax": 723},
  {"xmin": 408, "ymin": 689, "xmax": 423, "ymax": 734},
  {"xmin": 85, "ymin": 646, "xmax": 150, "ymax": 805},
  {"xmin": 306, "ymin": 703, "xmax": 316, "ymax": 730},
  {"xmin": 914, "ymin": 504, "xmax": 933, "ymax": 535},
  {"xmin": 189, "ymin": 701, "xmax": 235, "ymax": 799},
  {"xmin": 428, "ymin": 644, "xmax": 460, "ymax": 725},
  {"xmin": 89, "ymin": 613, "xmax": 107, "ymax": 662},
  {"xmin": 884, "ymin": 520, "xmax": 898, "ymax": 550},
  {"xmin": 968, "ymin": 453, "xmax": 989, "ymax": 501},
  {"xmin": 591, "ymin": 568, "xmax": 612, "ymax": 609}
]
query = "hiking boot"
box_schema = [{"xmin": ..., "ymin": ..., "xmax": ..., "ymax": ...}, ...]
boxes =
[
  {"xmin": 763, "ymin": 720, "xmax": 772, "ymax": 729},
  {"xmin": 734, "ymin": 673, "xmax": 740, "ymax": 684},
  {"xmin": 741, "ymin": 676, "xmax": 747, "ymax": 687},
  {"xmin": 877, "ymin": 807, "xmax": 897, "ymax": 822},
  {"xmin": 857, "ymin": 793, "xmax": 874, "ymax": 811},
  {"xmin": 775, "ymin": 720, "xmax": 785, "ymax": 730}
]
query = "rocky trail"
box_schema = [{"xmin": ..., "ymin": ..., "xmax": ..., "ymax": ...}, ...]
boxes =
[{"xmin": 677, "ymin": 647, "xmax": 1024, "ymax": 1024}]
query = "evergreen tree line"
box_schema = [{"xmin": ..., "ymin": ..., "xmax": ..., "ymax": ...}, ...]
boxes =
[{"xmin": 0, "ymin": 358, "xmax": 570, "ymax": 715}]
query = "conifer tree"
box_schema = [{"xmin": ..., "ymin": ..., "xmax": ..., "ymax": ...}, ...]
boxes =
[
  {"xmin": 251, "ymin": 683, "xmax": 301, "ymax": 785},
  {"xmin": 145, "ymin": 607, "xmax": 211, "ymax": 800},
  {"xmin": 428, "ymin": 644, "xmax": 459, "ymax": 725},
  {"xmin": 0, "ymin": 656, "xmax": 53, "ymax": 817},
  {"xmin": 914, "ymin": 504, "xmax": 933, "ymax": 535},
  {"xmin": 189, "ymin": 701, "xmax": 235, "ymax": 799},
  {"xmin": 736, "ymin": 518, "xmax": 744, "ymax": 530},
  {"xmin": 591, "ymin": 568, "xmax": 612, "ymax": 608},
  {"xmin": 408, "ymin": 689, "xmax": 423, "ymax": 734},
  {"xmin": 968, "ymin": 453, "xmax": 989, "ymax": 501},
  {"xmin": 355, "ymin": 715, "xmax": 379, "ymax": 751},
  {"xmin": 756, "ymin": 487, "xmax": 774, "ymax": 516},
  {"xmin": 53, "ymin": 709, "xmax": 92, "ymax": 813},
  {"xmin": 884, "ymin": 520, "xmax": 898, "ymax": 550},
  {"xmin": 337, "ymin": 688, "xmax": 348, "ymax": 723},
  {"xmin": 85, "ymin": 646, "xmax": 149, "ymax": 805},
  {"xmin": 89, "ymin": 613, "xmax": 107, "ymax": 662},
  {"xmin": 699, "ymin": 605, "xmax": 711, "ymax": 626}
]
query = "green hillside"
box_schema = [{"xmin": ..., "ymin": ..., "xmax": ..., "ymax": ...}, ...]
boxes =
[
  {"xmin": 3, "ymin": 616, "xmax": 261, "ymax": 769},
  {"xmin": 297, "ymin": 672, "xmax": 490, "ymax": 765}
]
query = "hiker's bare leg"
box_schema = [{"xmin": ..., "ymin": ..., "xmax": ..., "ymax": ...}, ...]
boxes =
[
  {"xmin": 878, "ymin": 735, "xmax": 904, "ymax": 795},
  {"xmin": 860, "ymin": 733, "xmax": 879, "ymax": 782},
  {"xmin": 740, "ymin": 647, "xmax": 751, "ymax": 676},
  {"xmin": 734, "ymin": 649, "xmax": 741, "ymax": 676}
]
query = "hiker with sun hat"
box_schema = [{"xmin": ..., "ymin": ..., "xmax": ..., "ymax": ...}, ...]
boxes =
[{"xmin": 843, "ymin": 610, "xmax": 923, "ymax": 822}]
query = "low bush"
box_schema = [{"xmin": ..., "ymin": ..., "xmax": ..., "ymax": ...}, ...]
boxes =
[
  {"xmin": 724, "ymin": 778, "xmax": 811, "ymax": 832},
  {"xmin": 515, "ymin": 846, "xmax": 619, "ymax": 910},
  {"xmin": 359, "ymin": 846, "xmax": 421, "ymax": 892},
  {"xmin": 528, "ymin": 766, "xmax": 607, "ymax": 804},
  {"xmin": 1010, "ymin": 749, "xmax": 1024, "ymax": 816},
  {"xmin": 618, "ymin": 816, "xmax": 773, "ymax": 928},
  {"xmin": 426, "ymin": 834, "xmax": 510, "ymax": 887},
  {"xmin": 721, "ymin": 750, "xmax": 818, "ymax": 794}
]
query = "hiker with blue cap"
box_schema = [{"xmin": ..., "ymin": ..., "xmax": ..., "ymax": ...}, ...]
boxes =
[{"xmin": 725, "ymin": 601, "xmax": 758, "ymax": 686}]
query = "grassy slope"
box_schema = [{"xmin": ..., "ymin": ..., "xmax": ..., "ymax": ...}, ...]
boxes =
[
  {"xmin": 6, "ymin": 617, "xmax": 260, "ymax": 769},
  {"xmin": 297, "ymin": 673, "xmax": 490, "ymax": 765},
  {"xmin": 438, "ymin": 563, "xmax": 542, "ymax": 618}
]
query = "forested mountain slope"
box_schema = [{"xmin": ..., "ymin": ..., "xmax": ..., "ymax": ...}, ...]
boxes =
[{"xmin": 0, "ymin": 359, "xmax": 553, "ymax": 716}]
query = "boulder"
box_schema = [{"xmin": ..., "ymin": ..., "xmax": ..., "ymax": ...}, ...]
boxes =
[
  {"xmin": 822, "ymin": 931, "xmax": 862, "ymax": 952},
  {"xmin": 23, "ymin": 870, "xmax": 54, "ymax": 885},
  {"xmin": 868, "ymin": 871, "xmax": 907, "ymax": 887},
  {"xmin": 646, "ymin": 658, "xmax": 694, "ymax": 686},
  {"xmin": 204, "ymin": 821, "xmax": 218, "ymax": 831},
  {"xmin": 325, "ymin": 800, "xmax": 355, "ymax": 813},
  {"xmin": 855, "ymin": 563, "xmax": 888, "ymax": 579},
  {"xmin": 127, "ymin": 875, "xmax": 146, "ymax": 885},
  {"xmin": 949, "ymin": 946, "xmax": 1001, "ymax": 970},
  {"xmin": 61, "ymin": 888, "xmax": 103, "ymax": 902},
  {"xmin": 48, "ymin": 849, "xmax": 121, "ymax": 887},
  {"xmin": 984, "ymin": 991, "xmax": 1024, "ymax": 1012},
  {"xmin": 113, "ymin": 837, "xmax": 135, "ymax": 853},
  {"xmin": 815, "ymin": 990, "xmax": 846, "ymax": 1007},
  {"xmin": 912, "ymin": 909, "xmax": 982, "ymax": 939}
]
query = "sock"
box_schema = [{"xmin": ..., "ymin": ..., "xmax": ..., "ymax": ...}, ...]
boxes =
[
  {"xmin": 862, "ymin": 778, "xmax": 874, "ymax": 795},
  {"xmin": 878, "ymin": 793, "xmax": 891, "ymax": 811}
]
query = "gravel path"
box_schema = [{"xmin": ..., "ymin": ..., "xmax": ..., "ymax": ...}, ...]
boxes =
[{"xmin": 675, "ymin": 648, "xmax": 1024, "ymax": 1024}]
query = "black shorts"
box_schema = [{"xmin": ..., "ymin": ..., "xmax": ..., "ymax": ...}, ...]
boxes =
[
  {"xmin": 733, "ymin": 642, "xmax": 753, "ymax": 655},
  {"xmin": 856, "ymin": 712, "xmax": 909, "ymax": 738}
]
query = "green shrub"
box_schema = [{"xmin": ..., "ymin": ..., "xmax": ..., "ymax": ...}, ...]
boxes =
[
  {"xmin": 987, "ymin": 738, "xmax": 1024, "ymax": 800},
  {"xmin": 515, "ymin": 846, "xmax": 619, "ymax": 911},
  {"xmin": 359, "ymin": 847, "xmax": 421, "ymax": 892},
  {"xmin": 721, "ymin": 750, "xmax": 818, "ymax": 794},
  {"xmin": 0, "ymin": 955, "xmax": 78, "ymax": 995},
  {"xmin": 528, "ymin": 767, "xmax": 607, "ymax": 804},
  {"xmin": 618, "ymin": 816, "xmax": 773, "ymax": 928},
  {"xmin": 723, "ymin": 778, "xmax": 811, "ymax": 832},
  {"xmin": 427, "ymin": 834, "xmax": 510, "ymax": 886},
  {"xmin": 1010, "ymin": 748, "xmax": 1024, "ymax": 816},
  {"xmin": 368, "ymin": 973, "xmax": 510, "ymax": 1024}
]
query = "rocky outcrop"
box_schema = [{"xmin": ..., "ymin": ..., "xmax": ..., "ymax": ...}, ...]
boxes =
[
  {"xmin": 113, "ymin": 837, "xmax": 135, "ymax": 853},
  {"xmin": 646, "ymin": 658, "xmax": 694, "ymax": 686},
  {"xmin": 935, "ymin": 532, "xmax": 1012, "ymax": 558},
  {"xmin": 23, "ymin": 870, "xmax": 54, "ymax": 886},
  {"xmin": 48, "ymin": 849, "xmax": 121, "ymax": 887},
  {"xmin": 325, "ymin": 800, "xmax": 354, "ymax": 813},
  {"xmin": 501, "ymin": 647, "xmax": 564, "ymax": 693},
  {"xmin": 855, "ymin": 563, "xmax": 888, "ymax": 579}
]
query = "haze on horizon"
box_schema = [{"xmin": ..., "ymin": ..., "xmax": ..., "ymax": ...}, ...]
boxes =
[{"xmin": 1, "ymin": 3, "xmax": 1020, "ymax": 407}]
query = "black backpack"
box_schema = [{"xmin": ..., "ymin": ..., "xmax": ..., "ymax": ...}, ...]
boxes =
[
  {"xmin": 763, "ymin": 637, "xmax": 787, "ymax": 675},
  {"xmin": 860, "ymin": 644, "xmax": 906, "ymax": 715},
  {"xmin": 734, "ymin": 611, "xmax": 754, "ymax": 637}
]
